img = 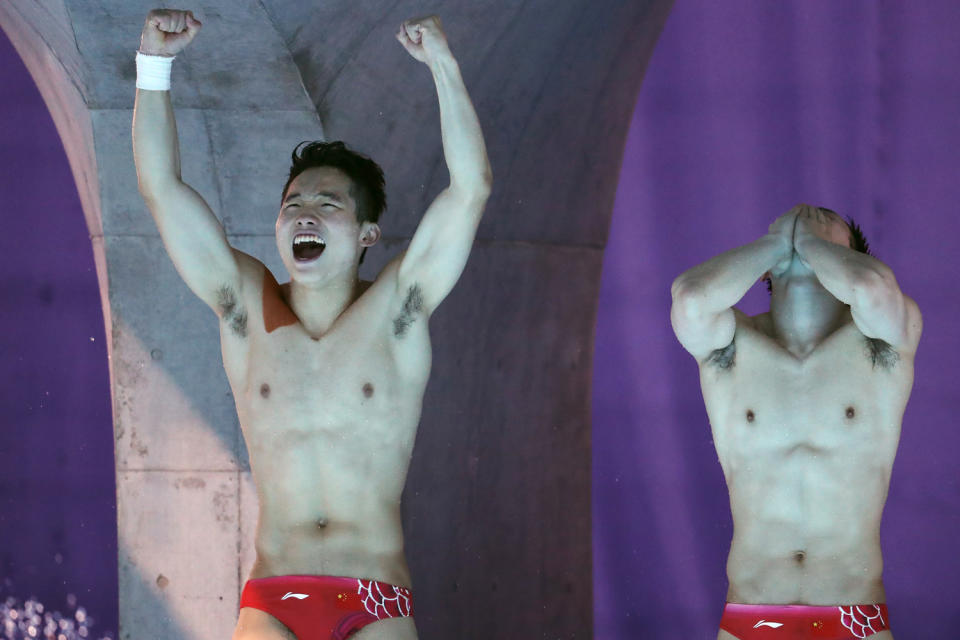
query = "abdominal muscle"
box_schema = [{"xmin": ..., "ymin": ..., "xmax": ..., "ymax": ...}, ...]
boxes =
[
  {"xmin": 240, "ymin": 399, "xmax": 420, "ymax": 588},
  {"xmin": 723, "ymin": 446, "xmax": 888, "ymax": 605}
]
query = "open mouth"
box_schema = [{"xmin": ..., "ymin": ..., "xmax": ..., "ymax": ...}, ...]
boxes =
[{"xmin": 292, "ymin": 233, "xmax": 326, "ymax": 262}]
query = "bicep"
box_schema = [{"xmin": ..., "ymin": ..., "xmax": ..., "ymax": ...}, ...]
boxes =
[
  {"xmin": 143, "ymin": 179, "xmax": 241, "ymax": 313},
  {"xmin": 397, "ymin": 186, "xmax": 488, "ymax": 313}
]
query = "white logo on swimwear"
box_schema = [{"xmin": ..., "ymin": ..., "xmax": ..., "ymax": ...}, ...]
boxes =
[
  {"xmin": 753, "ymin": 620, "xmax": 784, "ymax": 629},
  {"xmin": 281, "ymin": 592, "xmax": 309, "ymax": 601}
]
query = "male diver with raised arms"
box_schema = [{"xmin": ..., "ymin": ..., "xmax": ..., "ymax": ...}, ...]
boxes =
[
  {"xmin": 671, "ymin": 205, "xmax": 921, "ymax": 639},
  {"xmin": 133, "ymin": 9, "xmax": 491, "ymax": 640}
]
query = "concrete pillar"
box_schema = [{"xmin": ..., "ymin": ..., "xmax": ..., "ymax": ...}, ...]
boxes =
[{"xmin": 0, "ymin": 1, "xmax": 673, "ymax": 637}]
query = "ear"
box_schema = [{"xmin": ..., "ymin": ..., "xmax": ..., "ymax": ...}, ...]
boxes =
[{"xmin": 359, "ymin": 222, "xmax": 381, "ymax": 248}]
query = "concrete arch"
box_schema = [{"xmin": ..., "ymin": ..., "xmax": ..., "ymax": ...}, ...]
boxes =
[{"xmin": 0, "ymin": 1, "xmax": 673, "ymax": 637}]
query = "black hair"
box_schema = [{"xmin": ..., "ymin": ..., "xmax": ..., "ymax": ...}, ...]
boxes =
[
  {"xmin": 845, "ymin": 216, "xmax": 872, "ymax": 256},
  {"xmin": 282, "ymin": 141, "xmax": 386, "ymax": 225},
  {"xmin": 764, "ymin": 206, "xmax": 873, "ymax": 293}
]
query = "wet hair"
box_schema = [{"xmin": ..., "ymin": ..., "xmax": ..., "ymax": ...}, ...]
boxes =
[
  {"xmin": 816, "ymin": 207, "xmax": 872, "ymax": 256},
  {"xmin": 764, "ymin": 206, "xmax": 873, "ymax": 293},
  {"xmin": 843, "ymin": 215, "xmax": 872, "ymax": 256},
  {"xmin": 281, "ymin": 141, "xmax": 386, "ymax": 225}
]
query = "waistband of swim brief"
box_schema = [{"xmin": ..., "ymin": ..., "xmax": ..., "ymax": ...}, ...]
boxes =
[{"xmin": 723, "ymin": 603, "xmax": 888, "ymax": 615}]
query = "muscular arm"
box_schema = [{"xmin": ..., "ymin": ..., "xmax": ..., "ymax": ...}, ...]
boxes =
[
  {"xmin": 395, "ymin": 17, "xmax": 492, "ymax": 314},
  {"xmin": 670, "ymin": 210, "xmax": 795, "ymax": 361},
  {"xmin": 793, "ymin": 212, "xmax": 921, "ymax": 350},
  {"xmin": 132, "ymin": 10, "xmax": 245, "ymax": 319}
]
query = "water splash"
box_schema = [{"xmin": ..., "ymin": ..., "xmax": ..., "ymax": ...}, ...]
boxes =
[{"xmin": 0, "ymin": 595, "xmax": 111, "ymax": 640}]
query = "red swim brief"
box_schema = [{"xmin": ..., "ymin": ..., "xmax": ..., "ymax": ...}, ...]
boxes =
[
  {"xmin": 720, "ymin": 603, "xmax": 890, "ymax": 639},
  {"xmin": 239, "ymin": 575, "xmax": 414, "ymax": 640}
]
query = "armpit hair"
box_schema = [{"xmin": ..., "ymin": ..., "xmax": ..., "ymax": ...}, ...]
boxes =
[
  {"xmin": 216, "ymin": 285, "xmax": 248, "ymax": 338},
  {"xmin": 707, "ymin": 340, "xmax": 736, "ymax": 370},
  {"xmin": 865, "ymin": 337, "xmax": 899, "ymax": 369},
  {"xmin": 393, "ymin": 284, "xmax": 424, "ymax": 338}
]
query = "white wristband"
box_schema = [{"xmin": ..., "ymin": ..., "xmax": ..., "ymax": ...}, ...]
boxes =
[{"xmin": 136, "ymin": 51, "xmax": 175, "ymax": 91}]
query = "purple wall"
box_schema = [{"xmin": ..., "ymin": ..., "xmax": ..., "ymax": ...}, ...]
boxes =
[
  {"xmin": 0, "ymin": 29, "xmax": 117, "ymax": 636},
  {"xmin": 594, "ymin": 1, "xmax": 960, "ymax": 637}
]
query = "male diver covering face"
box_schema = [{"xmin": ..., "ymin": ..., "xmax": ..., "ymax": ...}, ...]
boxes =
[
  {"xmin": 133, "ymin": 9, "xmax": 491, "ymax": 640},
  {"xmin": 671, "ymin": 204, "xmax": 921, "ymax": 640}
]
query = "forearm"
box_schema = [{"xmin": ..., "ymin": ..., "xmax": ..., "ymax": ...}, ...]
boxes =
[
  {"xmin": 794, "ymin": 234, "xmax": 895, "ymax": 306},
  {"xmin": 133, "ymin": 87, "xmax": 183, "ymax": 198},
  {"xmin": 429, "ymin": 54, "xmax": 491, "ymax": 198},
  {"xmin": 673, "ymin": 234, "xmax": 789, "ymax": 312}
]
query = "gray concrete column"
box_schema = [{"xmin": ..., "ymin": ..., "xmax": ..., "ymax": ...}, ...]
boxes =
[{"xmin": 1, "ymin": 1, "xmax": 673, "ymax": 638}]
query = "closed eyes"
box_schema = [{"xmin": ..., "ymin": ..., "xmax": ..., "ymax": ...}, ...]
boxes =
[{"xmin": 284, "ymin": 202, "xmax": 338, "ymax": 211}]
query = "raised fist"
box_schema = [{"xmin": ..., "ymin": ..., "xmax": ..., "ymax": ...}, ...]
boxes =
[
  {"xmin": 396, "ymin": 16, "xmax": 451, "ymax": 65},
  {"xmin": 139, "ymin": 9, "xmax": 202, "ymax": 57}
]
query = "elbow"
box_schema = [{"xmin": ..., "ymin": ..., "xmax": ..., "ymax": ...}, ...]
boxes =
[
  {"xmin": 137, "ymin": 174, "xmax": 179, "ymax": 204},
  {"xmin": 137, "ymin": 179, "xmax": 158, "ymax": 205},
  {"xmin": 470, "ymin": 167, "xmax": 493, "ymax": 200},
  {"xmin": 670, "ymin": 276, "xmax": 706, "ymax": 322},
  {"xmin": 480, "ymin": 162, "xmax": 493, "ymax": 192},
  {"xmin": 458, "ymin": 158, "xmax": 493, "ymax": 196},
  {"xmin": 671, "ymin": 273, "xmax": 699, "ymax": 305},
  {"xmin": 479, "ymin": 176, "xmax": 493, "ymax": 201},
  {"xmin": 451, "ymin": 171, "xmax": 492, "ymax": 206}
]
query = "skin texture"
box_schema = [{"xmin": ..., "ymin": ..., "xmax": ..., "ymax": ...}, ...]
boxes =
[
  {"xmin": 133, "ymin": 10, "xmax": 491, "ymax": 640},
  {"xmin": 672, "ymin": 205, "xmax": 921, "ymax": 640}
]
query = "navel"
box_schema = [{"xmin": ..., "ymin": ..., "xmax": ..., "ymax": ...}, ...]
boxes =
[
  {"xmin": 793, "ymin": 550, "xmax": 806, "ymax": 564},
  {"xmin": 259, "ymin": 383, "xmax": 271, "ymax": 399},
  {"xmin": 363, "ymin": 383, "xmax": 374, "ymax": 398},
  {"xmin": 745, "ymin": 409, "xmax": 755, "ymax": 423},
  {"xmin": 316, "ymin": 517, "xmax": 328, "ymax": 529},
  {"xmin": 845, "ymin": 406, "xmax": 856, "ymax": 419}
]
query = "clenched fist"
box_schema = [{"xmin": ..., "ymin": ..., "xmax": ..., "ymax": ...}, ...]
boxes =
[
  {"xmin": 396, "ymin": 16, "xmax": 451, "ymax": 65},
  {"xmin": 139, "ymin": 9, "xmax": 202, "ymax": 57}
]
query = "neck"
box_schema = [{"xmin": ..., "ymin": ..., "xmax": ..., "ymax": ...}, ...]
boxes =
[
  {"xmin": 769, "ymin": 272, "xmax": 849, "ymax": 358},
  {"xmin": 288, "ymin": 271, "xmax": 359, "ymax": 336}
]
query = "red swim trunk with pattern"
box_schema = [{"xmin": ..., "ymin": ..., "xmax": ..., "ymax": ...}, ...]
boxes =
[
  {"xmin": 719, "ymin": 603, "xmax": 890, "ymax": 639},
  {"xmin": 240, "ymin": 575, "xmax": 414, "ymax": 640}
]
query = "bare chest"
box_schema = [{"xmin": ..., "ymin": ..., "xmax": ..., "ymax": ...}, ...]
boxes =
[
  {"xmin": 248, "ymin": 330, "xmax": 397, "ymax": 423},
  {"xmin": 700, "ymin": 326, "xmax": 912, "ymax": 464},
  {"xmin": 226, "ymin": 299, "xmax": 431, "ymax": 456}
]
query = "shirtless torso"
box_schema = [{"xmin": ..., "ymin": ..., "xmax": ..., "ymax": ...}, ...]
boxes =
[
  {"xmin": 703, "ymin": 311, "xmax": 911, "ymax": 606},
  {"xmin": 672, "ymin": 205, "xmax": 921, "ymax": 640},
  {"xmin": 133, "ymin": 10, "xmax": 491, "ymax": 640},
  {"xmin": 226, "ymin": 261, "xmax": 429, "ymax": 588}
]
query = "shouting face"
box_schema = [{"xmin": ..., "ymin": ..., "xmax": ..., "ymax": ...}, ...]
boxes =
[{"xmin": 276, "ymin": 166, "xmax": 380, "ymax": 283}]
